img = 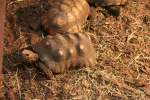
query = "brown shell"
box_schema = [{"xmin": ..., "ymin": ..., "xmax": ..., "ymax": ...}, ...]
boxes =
[
  {"xmin": 41, "ymin": 0, "xmax": 90, "ymax": 34},
  {"xmin": 32, "ymin": 32, "xmax": 96, "ymax": 74},
  {"xmin": 87, "ymin": 0, "xmax": 127, "ymax": 6}
]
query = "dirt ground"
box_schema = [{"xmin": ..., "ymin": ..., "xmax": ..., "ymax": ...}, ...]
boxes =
[{"xmin": 1, "ymin": 0, "xmax": 150, "ymax": 99}]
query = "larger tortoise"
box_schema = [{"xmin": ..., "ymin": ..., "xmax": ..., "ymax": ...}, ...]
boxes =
[
  {"xmin": 41, "ymin": 0, "xmax": 127, "ymax": 34},
  {"xmin": 22, "ymin": 0, "xmax": 127, "ymax": 78},
  {"xmin": 41, "ymin": 0, "xmax": 90, "ymax": 34}
]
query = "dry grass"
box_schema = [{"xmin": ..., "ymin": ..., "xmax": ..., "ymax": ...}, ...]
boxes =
[{"xmin": 1, "ymin": 0, "xmax": 150, "ymax": 99}]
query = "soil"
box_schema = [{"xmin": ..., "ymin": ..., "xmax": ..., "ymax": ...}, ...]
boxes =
[{"xmin": 1, "ymin": 0, "xmax": 150, "ymax": 99}]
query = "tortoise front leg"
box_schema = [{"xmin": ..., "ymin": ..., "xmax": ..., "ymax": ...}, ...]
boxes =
[{"xmin": 38, "ymin": 62, "xmax": 53, "ymax": 79}]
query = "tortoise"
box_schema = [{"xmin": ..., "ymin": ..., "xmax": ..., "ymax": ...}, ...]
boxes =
[
  {"xmin": 21, "ymin": 0, "xmax": 127, "ymax": 77},
  {"xmin": 22, "ymin": 32, "xmax": 96, "ymax": 77},
  {"xmin": 41, "ymin": 0, "xmax": 127, "ymax": 34},
  {"xmin": 41, "ymin": 0, "xmax": 90, "ymax": 34}
]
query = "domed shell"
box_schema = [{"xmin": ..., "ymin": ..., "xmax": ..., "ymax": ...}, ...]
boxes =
[
  {"xmin": 32, "ymin": 32, "xmax": 96, "ymax": 74},
  {"xmin": 41, "ymin": 0, "xmax": 90, "ymax": 34}
]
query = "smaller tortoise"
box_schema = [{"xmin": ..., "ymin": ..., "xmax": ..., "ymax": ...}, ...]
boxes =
[{"xmin": 22, "ymin": 32, "xmax": 96, "ymax": 77}]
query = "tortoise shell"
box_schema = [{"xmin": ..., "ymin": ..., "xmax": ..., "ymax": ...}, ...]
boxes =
[
  {"xmin": 41, "ymin": 0, "xmax": 90, "ymax": 34},
  {"xmin": 31, "ymin": 32, "xmax": 96, "ymax": 74}
]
